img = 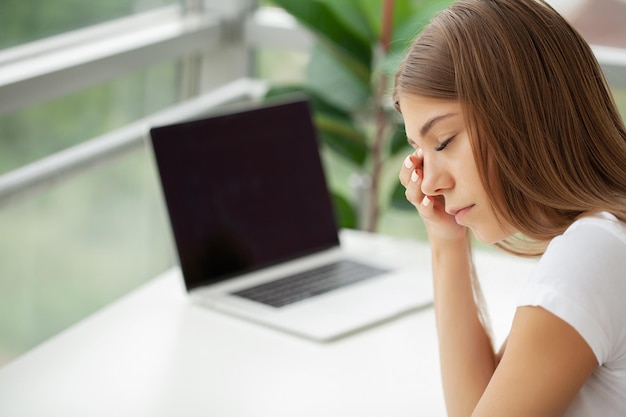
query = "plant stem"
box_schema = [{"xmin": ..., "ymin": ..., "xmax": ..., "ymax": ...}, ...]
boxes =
[
  {"xmin": 366, "ymin": 73, "xmax": 390, "ymax": 232},
  {"xmin": 365, "ymin": 0, "xmax": 394, "ymax": 232},
  {"xmin": 381, "ymin": 0, "xmax": 394, "ymax": 54}
]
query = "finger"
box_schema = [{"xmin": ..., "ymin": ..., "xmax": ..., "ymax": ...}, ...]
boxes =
[
  {"xmin": 404, "ymin": 167, "xmax": 424, "ymax": 207},
  {"xmin": 399, "ymin": 154, "xmax": 414, "ymax": 187},
  {"xmin": 416, "ymin": 194, "xmax": 437, "ymax": 222},
  {"xmin": 399, "ymin": 151, "xmax": 423, "ymax": 186},
  {"xmin": 419, "ymin": 195, "xmax": 446, "ymax": 223}
]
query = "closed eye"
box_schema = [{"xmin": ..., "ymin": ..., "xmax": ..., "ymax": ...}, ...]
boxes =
[{"xmin": 436, "ymin": 137, "xmax": 454, "ymax": 152}]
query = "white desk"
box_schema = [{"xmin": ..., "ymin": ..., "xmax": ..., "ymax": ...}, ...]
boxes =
[{"xmin": 0, "ymin": 231, "xmax": 535, "ymax": 417}]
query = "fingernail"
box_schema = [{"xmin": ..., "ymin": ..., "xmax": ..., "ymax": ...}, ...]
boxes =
[
  {"xmin": 411, "ymin": 171, "xmax": 419, "ymax": 182},
  {"xmin": 404, "ymin": 155, "xmax": 413, "ymax": 169},
  {"xmin": 422, "ymin": 196, "xmax": 431, "ymax": 207},
  {"xmin": 417, "ymin": 148, "xmax": 424, "ymax": 159}
]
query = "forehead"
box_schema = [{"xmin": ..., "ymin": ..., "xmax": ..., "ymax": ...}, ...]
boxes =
[{"xmin": 399, "ymin": 95, "xmax": 463, "ymax": 127}]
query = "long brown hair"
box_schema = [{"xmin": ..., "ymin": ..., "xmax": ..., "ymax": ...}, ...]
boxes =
[{"xmin": 395, "ymin": 0, "xmax": 626, "ymax": 257}]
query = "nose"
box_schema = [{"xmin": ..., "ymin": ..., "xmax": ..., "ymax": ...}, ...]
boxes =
[{"xmin": 420, "ymin": 157, "xmax": 452, "ymax": 196}]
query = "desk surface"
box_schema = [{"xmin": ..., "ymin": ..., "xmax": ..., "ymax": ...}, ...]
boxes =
[{"xmin": 0, "ymin": 230, "xmax": 535, "ymax": 417}]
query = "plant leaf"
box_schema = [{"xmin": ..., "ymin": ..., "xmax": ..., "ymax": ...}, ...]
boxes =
[
  {"xmin": 271, "ymin": 0, "xmax": 372, "ymax": 72},
  {"xmin": 265, "ymin": 84, "xmax": 352, "ymax": 119},
  {"xmin": 389, "ymin": 181, "xmax": 415, "ymax": 210},
  {"xmin": 314, "ymin": 113, "xmax": 368, "ymax": 167},
  {"xmin": 388, "ymin": 122, "xmax": 410, "ymax": 157},
  {"xmin": 320, "ymin": 0, "xmax": 377, "ymax": 44},
  {"xmin": 306, "ymin": 44, "xmax": 371, "ymax": 113},
  {"xmin": 263, "ymin": 84, "xmax": 307, "ymax": 99},
  {"xmin": 355, "ymin": 0, "xmax": 382, "ymax": 40},
  {"xmin": 308, "ymin": 91, "xmax": 351, "ymax": 120},
  {"xmin": 331, "ymin": 190, "xmax": 358, "ymax": 229},
  {"xmin": 391, "ymin": 0, "xmax": 451, "ymax": 52}
]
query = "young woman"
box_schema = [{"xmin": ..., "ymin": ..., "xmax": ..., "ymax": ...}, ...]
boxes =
[{"xmin": 396, "ymin": 0, "xmax": 626, "ymax": 416}]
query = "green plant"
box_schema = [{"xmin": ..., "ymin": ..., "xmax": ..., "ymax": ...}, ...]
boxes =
[{"xmin": 267, "ymin": 0, "xmax": 451, "ymax": 231}]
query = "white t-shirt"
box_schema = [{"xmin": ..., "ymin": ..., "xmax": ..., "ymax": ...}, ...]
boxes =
[{"xmin": 517, "ymin": 212, "xmax": 626, "ymax": 417}]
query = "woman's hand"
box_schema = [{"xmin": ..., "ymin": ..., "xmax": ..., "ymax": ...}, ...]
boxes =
[{"xmin": 399, "ymin": 150, "xmax": 467, "ymax": 244}]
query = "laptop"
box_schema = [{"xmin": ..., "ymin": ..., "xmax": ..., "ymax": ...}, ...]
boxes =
[{"xmin": 149, "ymin": 97, "xmax": 433, "ymax": 341}]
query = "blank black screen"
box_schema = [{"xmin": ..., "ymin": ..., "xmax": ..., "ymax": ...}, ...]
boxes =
[{"xmin": 150, "ymin": 99, "xmax": 340, "ymax": 290}]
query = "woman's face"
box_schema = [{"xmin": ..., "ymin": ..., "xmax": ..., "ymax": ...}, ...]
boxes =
[{"xmin": 399, "ymin": 94, "xmax": 516, "ymax": 244}]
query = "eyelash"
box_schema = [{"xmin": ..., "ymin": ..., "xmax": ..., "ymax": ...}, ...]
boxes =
[{"xmin": 436, "ymin": 137, "xmax": 454, "ymax": 152}]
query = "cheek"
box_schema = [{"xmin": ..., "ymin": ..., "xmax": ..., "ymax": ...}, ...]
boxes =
[
  {"xmin": 453, "ymin": 150, "xmax": 482, "ymax": 190},
  {"xmin": 467, "ymin": 166, "xmax": 488, "ymax": 195}
]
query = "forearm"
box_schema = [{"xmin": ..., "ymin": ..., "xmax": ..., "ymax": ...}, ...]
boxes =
[{"xmin": 431, "ymin": 238, "xmax": 496, "ymax": 417}]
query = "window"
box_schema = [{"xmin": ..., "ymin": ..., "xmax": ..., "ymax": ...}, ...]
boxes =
[
  {"xmin": 0, "ymin": 0, "xmax": 177, "ymax": 49},
  {"xmin": 0, "ymin": 0, "xmax": 251, "ymax": 365}
]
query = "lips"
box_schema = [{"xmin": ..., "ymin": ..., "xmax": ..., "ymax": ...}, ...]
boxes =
[{"xmin": 447, "ymin": 205, "xmax": 474, "ymax": 224}]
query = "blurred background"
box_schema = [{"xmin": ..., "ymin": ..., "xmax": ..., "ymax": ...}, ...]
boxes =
[{"xmin": 0, "ymin": 0, "xmax": 624, "ymax": 366}]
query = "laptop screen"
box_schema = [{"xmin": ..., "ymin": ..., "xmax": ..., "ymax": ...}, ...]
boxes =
[{"xmin": 150, "ymin": 98, "xmax": 340, "ymax": 290}]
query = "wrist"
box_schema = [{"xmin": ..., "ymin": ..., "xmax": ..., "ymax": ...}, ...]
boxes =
[{"xmin": 430, "ymin": 234, "xmax": 470, "ymax": 264}]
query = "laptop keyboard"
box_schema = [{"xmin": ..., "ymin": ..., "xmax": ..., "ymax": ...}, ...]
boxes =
[{"xmin": 232, "ymin": 260, "xmax": 388, "ymax": 308}]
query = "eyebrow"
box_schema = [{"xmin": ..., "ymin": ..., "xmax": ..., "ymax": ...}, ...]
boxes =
[{"xmin": 420, "ymin": 112, "xmax": 458, "ymax": 138}]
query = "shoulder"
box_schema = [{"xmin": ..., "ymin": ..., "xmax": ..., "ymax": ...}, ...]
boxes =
[
  {"xmin": 563, "ymin": 211, "xmax": 626, "ymax": 245},
  {"xmin": 519, "ymin": 212, "xmax": 626, "ymax": 364},
  {"xmin": 541, "ymin": 212, "xmax": 626, "ymax": 276}
]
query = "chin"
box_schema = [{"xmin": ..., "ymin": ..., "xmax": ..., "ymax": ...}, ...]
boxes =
[{"xmin": 470, "ymin": 227, "xmax": 508, "ymax": 245}]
